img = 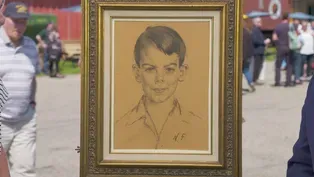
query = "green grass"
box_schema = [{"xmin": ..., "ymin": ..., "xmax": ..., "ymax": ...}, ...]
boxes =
[
  {"xmin": 58, "ymin": 60, "xmax": 81, "ymax": 74},
  {"xmin": 37, "ymin": 60, "xmax": 80, "ymax": 76}
]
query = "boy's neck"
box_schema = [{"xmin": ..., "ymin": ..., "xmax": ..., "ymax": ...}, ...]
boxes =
[
  {"xmin": 144, "ymin": 96, "xmax": 176, "ymax": 133},
  {"xmin": 144, "ymin": 96, "xmax": 175, "ymax": 113}
]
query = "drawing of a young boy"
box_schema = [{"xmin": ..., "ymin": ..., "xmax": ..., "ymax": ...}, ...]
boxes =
[{"xmin": 114, "ymin": 26, "xmax": 208, "ymax": 151}]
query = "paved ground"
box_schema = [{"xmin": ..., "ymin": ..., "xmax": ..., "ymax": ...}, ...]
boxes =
[
  {"xmin": 36, "ymin": 75, "xmax": 80, "ymax": 177},
  {"xmin": 242, "ymin": 62, "xmax": 308, "ymax": 177},
  {"xmin": 35, "ymin": 61, "xmax": 309, "ymax": 177}
]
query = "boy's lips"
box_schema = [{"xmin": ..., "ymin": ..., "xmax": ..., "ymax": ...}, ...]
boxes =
[{"xmin": 153, "ymin": 88, "xmax": 168, "ymax": 93}]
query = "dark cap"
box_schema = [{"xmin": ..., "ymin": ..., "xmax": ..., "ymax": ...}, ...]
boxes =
[{"xmin": 4, "ymin": 2, "xmax": 30, "ymax": 19}]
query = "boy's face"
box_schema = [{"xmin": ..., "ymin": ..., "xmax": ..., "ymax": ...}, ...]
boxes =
[{"xmin": 133, "ymin": 45, "xmax": 188, "ymax": 103}]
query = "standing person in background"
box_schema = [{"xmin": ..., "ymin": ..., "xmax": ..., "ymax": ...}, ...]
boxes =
[
  {"xmin": 0, "ymin": 80, "xmax": 10, "ymax": 177},
  {"xmin": 272, "ymin": 13, "xmax": 294, "ymax": 87},
  {"xmin": 298, "ymin": 20, "xmax": 311, "ymax": 33},
  {"xmin": 289, "ymin": 18, "xmax": 303, "ymax": 84},
  {"xmin": 242, "ymin": 14, "xmax": 255, "ymax": 92},
  {"xmin": 251, "ymin": 17, "xmax": 271, "ymax": 85},
  {"xmin": 299, "ymin": 23, "xmax": 314, "ymax": 80},
  {"xmin": 47, "ymin": 25, "xmax": 64, "ymax": 78},
  {"xmin": 0, "ymin": 2, "xmax": 40, "ymax": 177},
  {"xmin": 0, "ymin": 1, "xmax": 11, "ymax": 176},
  {"xmin": 36, "ymin": 22, "xmax": 53, "ymax": 75}
]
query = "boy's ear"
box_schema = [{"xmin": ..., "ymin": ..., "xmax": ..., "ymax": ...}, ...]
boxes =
[
  {"xmin": 179, "ymin": 64, "xmax": 188, "ymax": 82},
  {"xmin": 132, "ymin": 64, "xmax": 142, "ymax": 83}
]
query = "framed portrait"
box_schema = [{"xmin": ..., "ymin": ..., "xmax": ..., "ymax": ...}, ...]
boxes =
[{"xmin": 80, "ymin": 0, "xmax": 242, "ymax": 177}]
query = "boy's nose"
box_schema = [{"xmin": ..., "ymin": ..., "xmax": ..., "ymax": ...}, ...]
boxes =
[{"xmin": 155, "ymin": 72, "xmax": 165, "ymax": 83}]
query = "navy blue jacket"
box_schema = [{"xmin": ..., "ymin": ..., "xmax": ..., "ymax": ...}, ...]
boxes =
[
  {"xmin": 243, "ymin": 27, "xmax": 254, "ymax": 60},
  {"xmin": 287, "ymin": 77, "xmax": 314, "ymax": 177},
  {"xmin": 242, "ymin": 27, "xmax": 254, "ymax": 69},
  {"xmin": 251, "ymin": 26, "xmax": 266, "ymax": 56}
]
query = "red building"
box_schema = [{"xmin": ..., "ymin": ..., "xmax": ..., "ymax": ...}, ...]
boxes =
[
  {"xmin": 244, "ymin": 0, "xmax": 314, "ymax": 31},
  {"xmin": 243, "ymin": 0, "xmax": 292, "ymax": 31},
  {"xmin": 5, "ymin": 0, "xmax": 82, "ymax": 41},
  {"xmin": 5, "ymin": 0, "xmax": 81, "ymax": 8}
]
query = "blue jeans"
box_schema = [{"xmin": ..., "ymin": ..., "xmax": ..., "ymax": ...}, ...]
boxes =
[
  {"xmin": 43, "ymin": 49, "xmax": 49, "ymax": 74},
  {"xmin": 301, "ymin": 54, "xmax": 314, "ymax": 76},
  {"xmin": 293, "ymin": 52, "xmax": 302, "ymax": 81},
  {"xmin": 243, "ymin": 66, "xmax": 253, "ymax": 85}
]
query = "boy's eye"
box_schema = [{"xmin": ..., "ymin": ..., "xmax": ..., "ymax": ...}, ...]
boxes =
[
  {"xmin": 165, "ymin": 68, "xmax": 175, "ymax": 73},
  {"xmin": 144, "ymin": 67, "xmax": 155, "ymax": 72}
]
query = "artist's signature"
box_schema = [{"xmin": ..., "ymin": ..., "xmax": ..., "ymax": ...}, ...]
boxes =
[{"xmin": 173, "ymin": 133, "xmax": 186, "ymax": 142}]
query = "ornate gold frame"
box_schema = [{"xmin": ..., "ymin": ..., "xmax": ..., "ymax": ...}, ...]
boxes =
[{"xmin": 80, "ymin": 0, "xmax": 242, "ymax": 176}]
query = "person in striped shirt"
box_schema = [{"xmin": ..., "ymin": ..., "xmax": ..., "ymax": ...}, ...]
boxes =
[
  {"xmin": 0, "ymin": 1, "xmax": 11, "ymax": 177},
  {"xmin": 0, "ymin": 79, "xmax": 8, "ymax": 112},
  {"xmin": 0, "ymin": 2, "xmax": 40, "ymax": 177},
  {"xmin": 0, "ymin": 78, "xmax": 10, "ymax": 177}
]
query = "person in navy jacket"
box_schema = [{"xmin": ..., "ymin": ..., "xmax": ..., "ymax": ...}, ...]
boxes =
[
  {"xmin": 251, "ymin": 17, "xmax": 271, "ymax": 84},
  {"xmin": 287, "ymin": 77, "xmax": 314, "ymax": 176}
]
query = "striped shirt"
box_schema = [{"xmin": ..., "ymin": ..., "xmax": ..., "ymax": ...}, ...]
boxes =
[
  {"xmin": 0, "ymin": 26, "xmax": 40, "ymax": 122},
  {"xmin": 0, "ymin": 78, "xmax": 8, "ymax": 113}
]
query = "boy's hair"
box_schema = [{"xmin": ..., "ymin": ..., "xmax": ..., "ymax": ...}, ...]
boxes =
[{"xmin": 134, "ymin": 26, "xmax": 186, "ymax": 67}]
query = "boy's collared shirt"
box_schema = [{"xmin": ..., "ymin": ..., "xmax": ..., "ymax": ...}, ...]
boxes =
[{"xmin": 114, "ymin": 96, "xmax": 209, "ymax": 150}]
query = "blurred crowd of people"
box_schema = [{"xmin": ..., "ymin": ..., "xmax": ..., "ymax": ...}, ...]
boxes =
[{"xmin": 242, "ymin": 13, "xmax": 314, "ymax": 93}]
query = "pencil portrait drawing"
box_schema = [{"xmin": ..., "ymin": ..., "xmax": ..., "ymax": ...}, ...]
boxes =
[
  {"xmin": 114, "ymin": 26, "xmax": 209, "ymax": 151},
  {"xmin": 81, "ymin": 1, "xmax": 242, "ymax": 175}
]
